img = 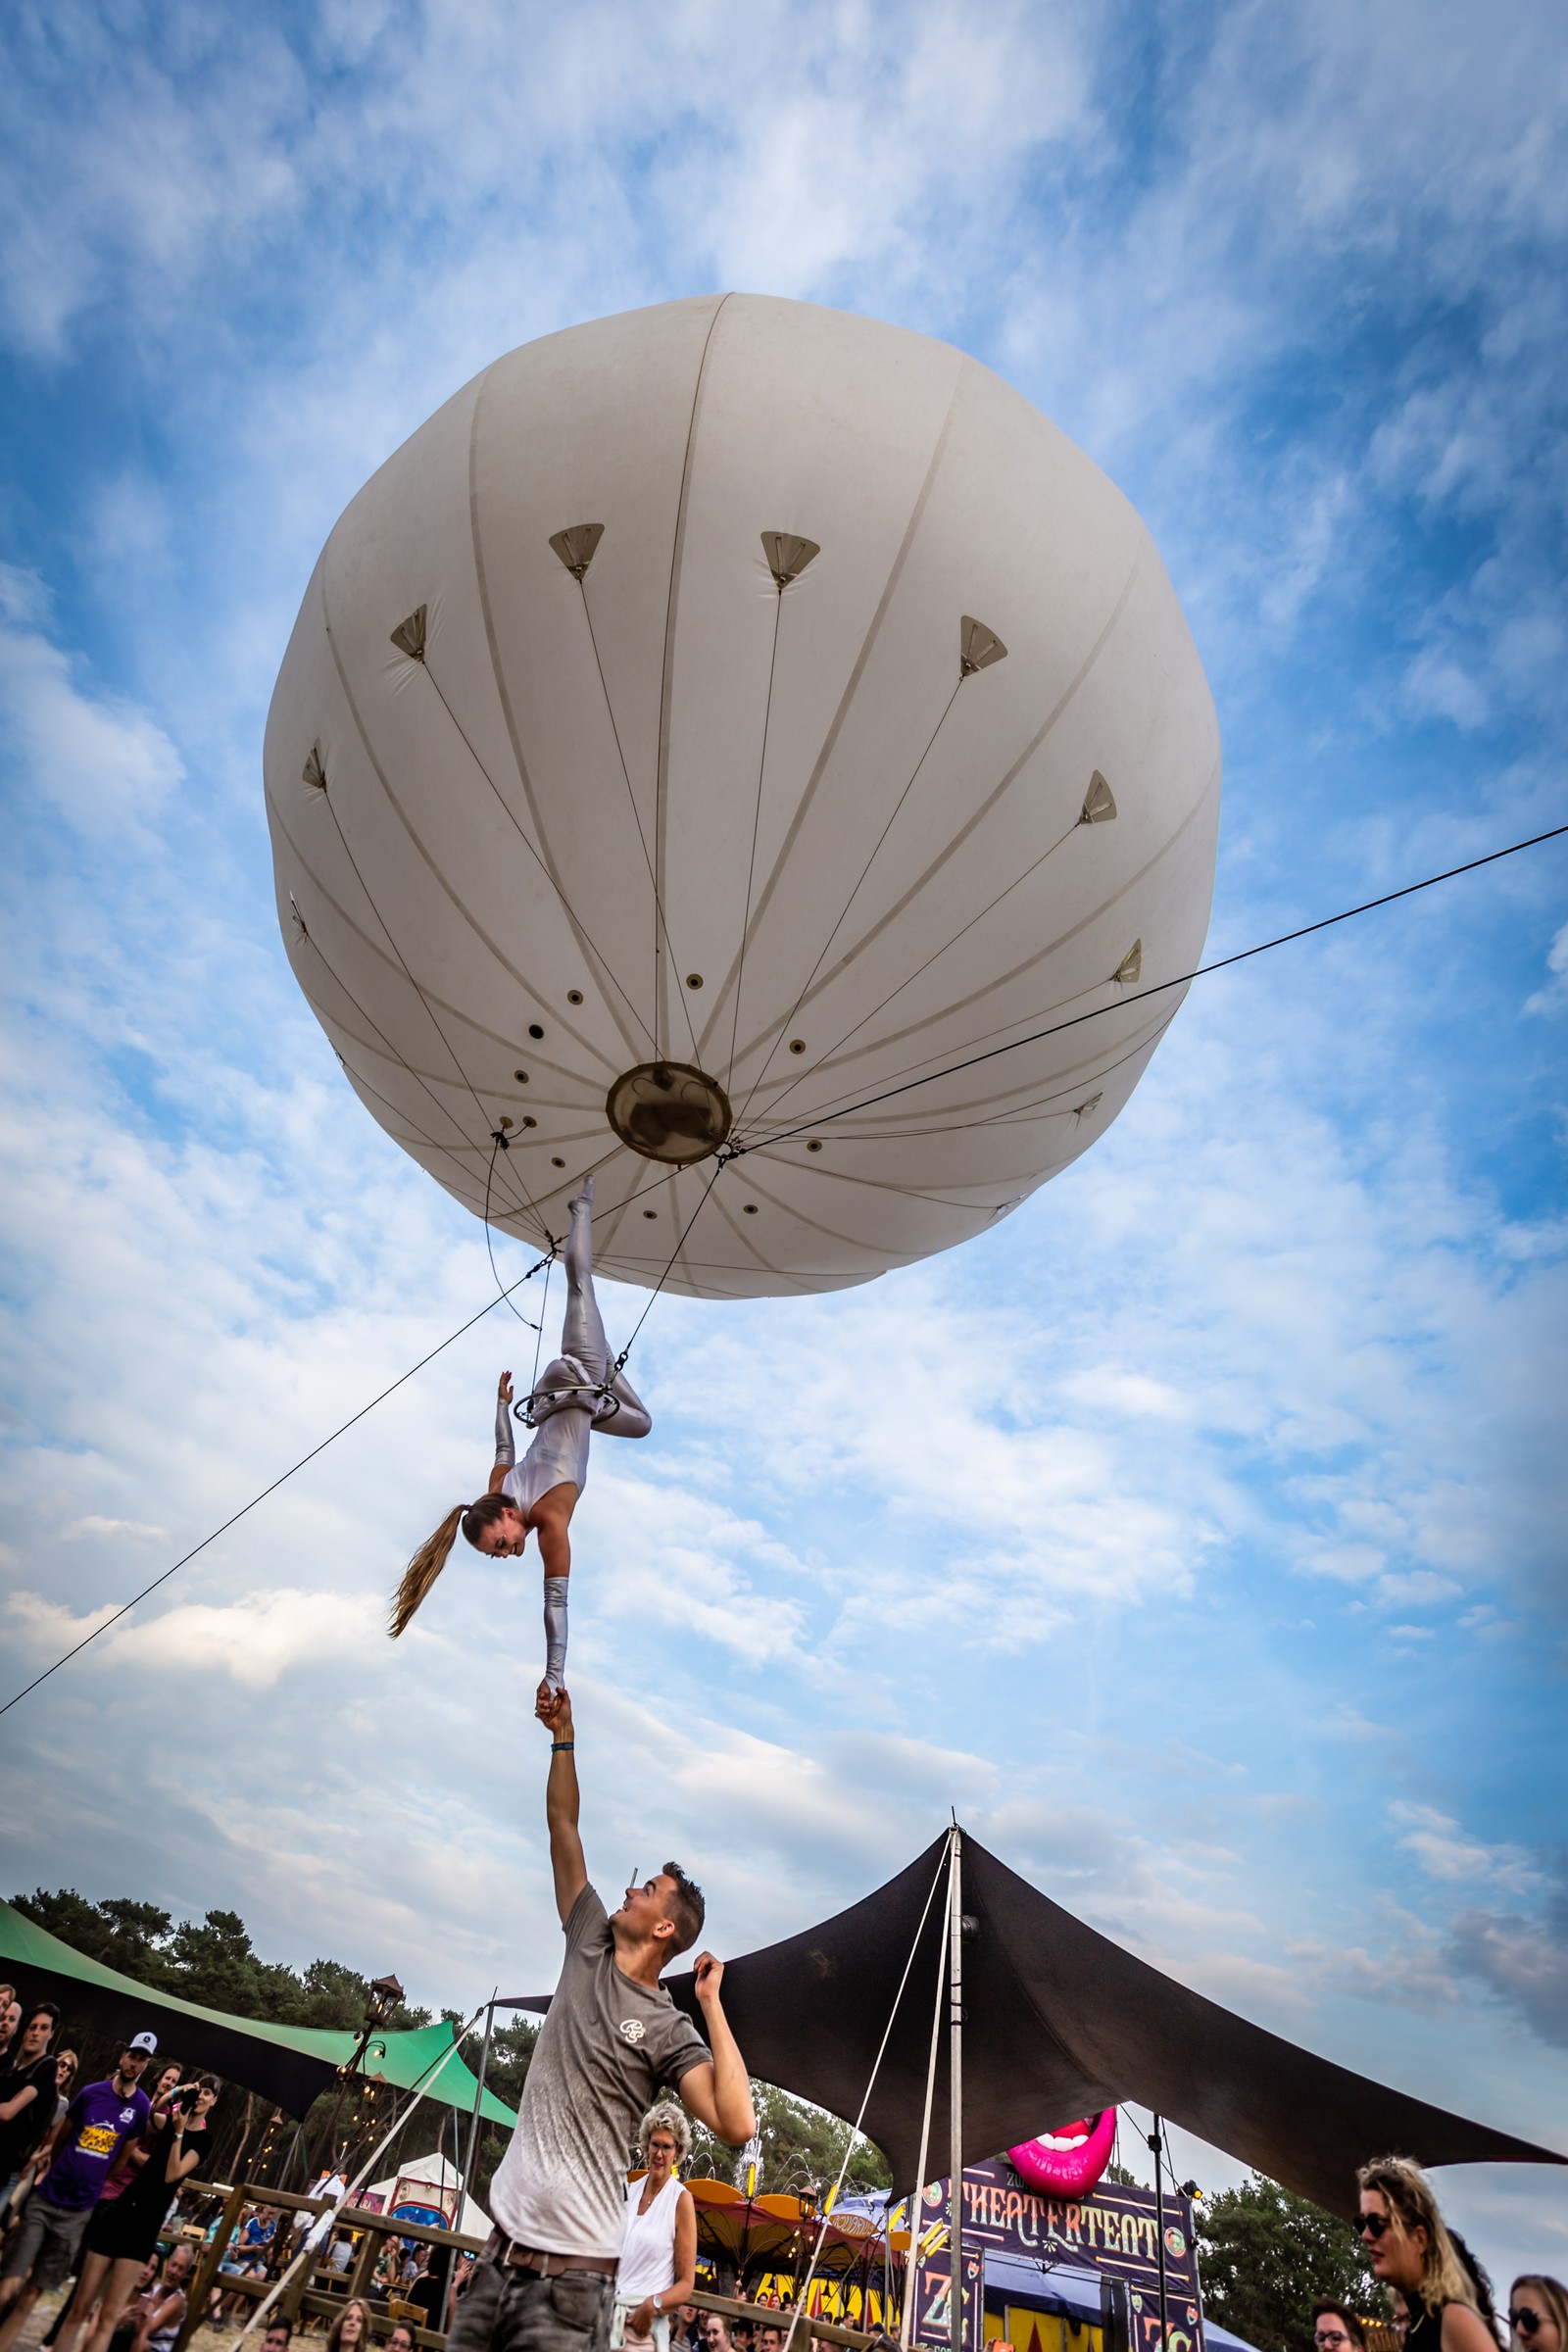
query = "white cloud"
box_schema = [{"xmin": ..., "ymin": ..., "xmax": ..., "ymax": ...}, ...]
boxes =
[
  {"xmin": 3, "ymin": 1590, "xmax": 122, "ymax": 1650},
  {"xmin": 1390, "ymin": 1802, "xmax": 1539, "ymax": 1893},
  {"xmin": 0, "ymin": 566, "xmax": 182, "ymax": 832},
  {"xmin": 61, "ymin": 1516, "xmax": 167, "ymax": 1544},
  {"xmin": 1524, "ymin": 918, "xmax": 1568, "ymax": 1015},
  {"xmin": 105, "ymin": 1588, "xmax": 385, "ymax": 1687}
]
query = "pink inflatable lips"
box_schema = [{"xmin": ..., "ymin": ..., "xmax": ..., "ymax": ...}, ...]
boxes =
[{"xmin": 1007, "ymin": 2110, "xmax": 1117, "ymax": 2197}]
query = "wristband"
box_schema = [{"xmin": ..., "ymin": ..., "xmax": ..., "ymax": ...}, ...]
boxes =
[{"xmin": 551, "ymin": 1740, "xmax": 574, "ymax": 1751}]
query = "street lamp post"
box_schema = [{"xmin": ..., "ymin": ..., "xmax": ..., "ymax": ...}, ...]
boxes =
[{"xmin": 309, "ymin": 1973, "xmax": 405, "ymax": 2181}]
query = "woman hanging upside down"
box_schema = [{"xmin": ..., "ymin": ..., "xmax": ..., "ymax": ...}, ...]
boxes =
[{"xmin": 390, "ymin": 1173, "xmax": 651, "ymax": 1687}]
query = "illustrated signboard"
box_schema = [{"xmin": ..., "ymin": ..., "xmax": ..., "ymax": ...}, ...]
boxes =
[
  {"xmin": 902, "ymin": 2161, "xmax": 1202, "ymax": 2352},
  {"xmin": 391, "ymin": 2173, "xmax": 457, "ymax": 2230}
]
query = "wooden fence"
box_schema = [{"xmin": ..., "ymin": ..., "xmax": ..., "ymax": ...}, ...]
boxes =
[{"xmin": 175, "ymin": 2182, "xmax": 874, "ymax": 2352}]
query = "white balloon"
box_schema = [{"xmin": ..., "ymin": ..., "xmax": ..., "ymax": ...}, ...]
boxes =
[{"xmin": 265, "ymin": 295, "xmax": 1220, "ymax": 1299}]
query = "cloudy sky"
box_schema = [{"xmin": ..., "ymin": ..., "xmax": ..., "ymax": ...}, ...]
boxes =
[{"xmin": 2, "ymin": 0, "xmax": 1565, "ymax": 2290}]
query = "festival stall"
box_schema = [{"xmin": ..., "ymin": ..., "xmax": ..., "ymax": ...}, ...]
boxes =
[{"xmin": 359, "ymin": 2150, "xmax": 490, "ymax": 2240}]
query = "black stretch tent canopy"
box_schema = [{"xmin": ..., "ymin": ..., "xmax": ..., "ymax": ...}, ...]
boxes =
[{"xmin": 667, "ymin": 1831, "xmax": 1564, "ymax": 2221}]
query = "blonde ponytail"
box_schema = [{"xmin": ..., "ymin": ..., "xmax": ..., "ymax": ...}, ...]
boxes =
[{"xmin": 389, "ymin": 1507, "xmax": 464, "ymax": 1638}]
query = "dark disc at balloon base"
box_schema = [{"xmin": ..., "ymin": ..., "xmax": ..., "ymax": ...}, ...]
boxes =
[{"xmin": 606, "ymin": 1062, "xmax": 733, "ymax": 1163}]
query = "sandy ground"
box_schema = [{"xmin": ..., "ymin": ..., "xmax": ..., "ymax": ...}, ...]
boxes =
[{"xmin": 14, "ymin": 2288, "xmax": 316, "ymax": 2352}]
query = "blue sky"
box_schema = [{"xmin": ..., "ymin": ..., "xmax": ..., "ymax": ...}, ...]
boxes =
[{"xmin": 1, "ymin": 0, "xmax": 1565, "ymax": 2289}]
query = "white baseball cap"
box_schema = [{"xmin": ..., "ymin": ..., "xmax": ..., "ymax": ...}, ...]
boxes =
[{"xmin": 127, "ymin": 2031, "xmax": 158, "ymax": 2055}]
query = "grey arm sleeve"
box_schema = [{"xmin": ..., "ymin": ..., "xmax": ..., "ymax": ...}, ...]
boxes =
[{"xmin": 494, "ymin": 1388, "xmax": 515, "ymax": 1468}]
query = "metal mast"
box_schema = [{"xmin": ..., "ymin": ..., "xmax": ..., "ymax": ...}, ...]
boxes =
[{"xmin": 948, "ymin": 1830, "xmax": 963, "ymax": 2352}]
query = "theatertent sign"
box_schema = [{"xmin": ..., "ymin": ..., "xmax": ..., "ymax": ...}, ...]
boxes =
[{"xmin": 900, "ymin": 2160, "xmax": 1202, "ymax": 2352}]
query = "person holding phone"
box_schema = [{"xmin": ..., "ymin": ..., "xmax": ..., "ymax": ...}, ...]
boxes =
[
  {"xmin": 0, "ymin": 2034, "xmax": 157, "ymax": 2352},
  {"xmin": 55, "ymin": 2078, "xmax": 219, "ymax": 2352}
]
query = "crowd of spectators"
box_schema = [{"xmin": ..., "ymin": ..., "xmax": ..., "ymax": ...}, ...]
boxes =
[
  {"xmin": 0, "ymin": 1989, "xmax": 466, "ymax": 2352},
  {"xmin": 0, "ymin": 1984, "xmax": 1561, "ymax": 2352}
]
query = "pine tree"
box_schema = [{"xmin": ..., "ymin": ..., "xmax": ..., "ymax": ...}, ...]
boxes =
[{"xmin": 1196, "ymin": 2174, "xmax": 1386, "ymax": 2352}]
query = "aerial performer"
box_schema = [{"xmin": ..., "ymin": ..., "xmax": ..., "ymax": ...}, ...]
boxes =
[{"xmin": 389, "ymin": 1174, "xmax": 650, "ymax": 1686}]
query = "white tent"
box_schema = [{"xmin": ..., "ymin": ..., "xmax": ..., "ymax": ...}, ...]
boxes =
[{"xmin": 365, "ymin": 2150, "xmax": 489, "ymax": 2242}]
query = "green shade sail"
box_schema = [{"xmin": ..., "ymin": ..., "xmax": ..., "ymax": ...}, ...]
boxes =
[{"xmin": 0, "ymin": 1899, "xmax": 516, "ymax": 2128}]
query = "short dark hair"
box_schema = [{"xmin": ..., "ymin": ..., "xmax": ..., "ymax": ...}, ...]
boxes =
[
  {"xmin": 661, "ymin": 1861, "xmax": 706, "ymax": 1956},
  {"xmin": 1313, "ymin": 2303, "xmax": 1367, "ymax": 2348},
  {"xmin": 264, "ymin": 2325, "xmax": 293, "ymax": 2345},
  {"xmin": 24, "ymin": 2000, "xmax": 61, "ymax": 2038}
]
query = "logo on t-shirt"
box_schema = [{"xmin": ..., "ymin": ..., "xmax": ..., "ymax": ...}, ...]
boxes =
[{"xmin": 617, "ymin": 2019, "xmax": 646, "ymax": 2045}]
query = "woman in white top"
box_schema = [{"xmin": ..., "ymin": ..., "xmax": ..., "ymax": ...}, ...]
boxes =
[{"xmin": 615, "ymin": 2103, "xmax": 697, "ymax": 2352}]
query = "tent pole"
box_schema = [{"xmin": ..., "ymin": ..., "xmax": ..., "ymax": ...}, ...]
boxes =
[
  {"xmin": 1150, "ymin": 2115, "xmax": 1168, "ymax": 2352},
  {"xmin": 948, "ymin": 1829, "xmax": 963, "ymax": 2352},
  {"xmin": 900, "ymin": 1834, "xmax": 954, "ymax": 2352},
  {"xmin": 464, "ymin": 1996, "xmax": 498, "ymax": 2212}
]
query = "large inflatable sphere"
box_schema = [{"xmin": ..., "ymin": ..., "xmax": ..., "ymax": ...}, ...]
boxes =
[{"xmin": 265, "ymin": 295, "xmax": 1220, "ymax": 1299}]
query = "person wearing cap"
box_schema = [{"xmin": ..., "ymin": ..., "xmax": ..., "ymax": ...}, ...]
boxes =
[{"xmin": 0, "ymin": 2034, "xmax": 156, "ymax": 2352}]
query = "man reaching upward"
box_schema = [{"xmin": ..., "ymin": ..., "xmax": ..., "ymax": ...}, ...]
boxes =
[{"xmin": 450, "ymin": 1687, "xmax": 755, "ymax": 2352}]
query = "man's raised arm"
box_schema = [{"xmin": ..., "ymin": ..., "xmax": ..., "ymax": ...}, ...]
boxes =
[
  {"xmin": 537, "ymin": 1683, "xmax": 587, "ymax": 1924},
  {"xmin": 678, "ymin": 1956, "xmax": 757, "ymax": 2146}
]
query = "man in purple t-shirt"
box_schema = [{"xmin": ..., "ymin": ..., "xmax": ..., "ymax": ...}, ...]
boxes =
[{"xmin": 0, "ymin": 2032, "xmax": 156, "ymax": 2352}]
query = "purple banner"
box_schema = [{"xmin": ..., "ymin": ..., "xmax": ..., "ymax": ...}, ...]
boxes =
[{"xmin": 900, "ymin": 2161, "xmax": 1202, "ymax": 2352}]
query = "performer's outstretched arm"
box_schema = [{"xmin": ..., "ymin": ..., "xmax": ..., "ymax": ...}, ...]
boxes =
[
  {"xmin": 487, "ymin": 1371, "xmax": 516, "ymax": 1494},
  {"xmin": 678, "ymin": 1958, "xmax": 757, "ymax": 2147},
  {"xmin": 538, "ymin": 1686, "xmax": 587, "ymax": 1924}
]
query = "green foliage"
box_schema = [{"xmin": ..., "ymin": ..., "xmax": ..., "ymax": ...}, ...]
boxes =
[
  {"xmin": 685, "ymin": 2080, "xmax": 892, "ymax": 2196},
  {"xmin": 11, "ymin": 1890, "xmax": 892, "ymax": 2217},
  {"xmin": 12, "ymin": 1887, "xmax": 429, "ymax": 2034},
  {"xmin": 1196, "ymin": 2174, "xmax": 1386, "ymax": 2352}
]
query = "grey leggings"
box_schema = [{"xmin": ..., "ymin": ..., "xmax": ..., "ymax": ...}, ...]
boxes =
[
  {"xmin": 547, "ymin": 1193, "xmax": 651, "ymax": 1436},
  {"xmin": 561, "ymin": 1191, "xmax": 611, "ymax": 1386}
]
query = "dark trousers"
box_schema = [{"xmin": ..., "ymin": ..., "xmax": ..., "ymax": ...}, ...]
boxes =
[{"xmin": 447, "ymin": 2257, "xmax": 614, "ymax": 2352}]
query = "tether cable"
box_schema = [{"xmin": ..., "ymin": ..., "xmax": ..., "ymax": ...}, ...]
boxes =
[
  {"xmin": 7, "ymin": 822, "xmax": 1559, "ymax": 1720},
  {"xmin": 729, "ymin": 820, "xmax": 1568, "ymax": 1158},
  {"xmin": 235, "ymin": 2001, "xmax": 489, "ymax": 2346},
  {"xmin": 610, "ymin": 1152, "xmax": 731, "ymax": 1375},
  {"xmin": 790, "ymin": 1840, "xmax": 950, "ymax": 2334},
  {"xmin": 0, "ymin": 1267, "xmax": 550, "ymax": 1720},
  {"xmin": 483, "ymin": 1129, "xmax": 555, "ymax": 1325}
]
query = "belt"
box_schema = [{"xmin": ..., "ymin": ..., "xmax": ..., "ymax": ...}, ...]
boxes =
[{"xmin": 488, "ymin": 2231, "xmax": 617, "ymax": 2281}]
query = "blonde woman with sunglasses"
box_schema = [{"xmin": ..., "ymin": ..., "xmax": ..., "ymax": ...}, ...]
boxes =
[
  {"xmin": 1508, "ymin": 2279, "xmax": 1565, "ymax": 2352},
  {"xmin": 1356, "ymin": 2159, "xmax": 1497, "ymax": 2352}
]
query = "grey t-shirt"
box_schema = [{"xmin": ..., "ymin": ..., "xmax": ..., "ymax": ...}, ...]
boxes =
[{"xmin": 488, "ymin": 1884, "xmax": 709, "ymax": 2260}]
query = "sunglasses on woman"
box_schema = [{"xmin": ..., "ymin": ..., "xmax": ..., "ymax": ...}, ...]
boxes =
[
  {"xmin": 1508, "ymin": 2315, "xmax": 1542, "ymax": 2339},
  {"xmin": 1354, "ymin": 2214, "xmax": 1391, "ymax": 2240}
]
